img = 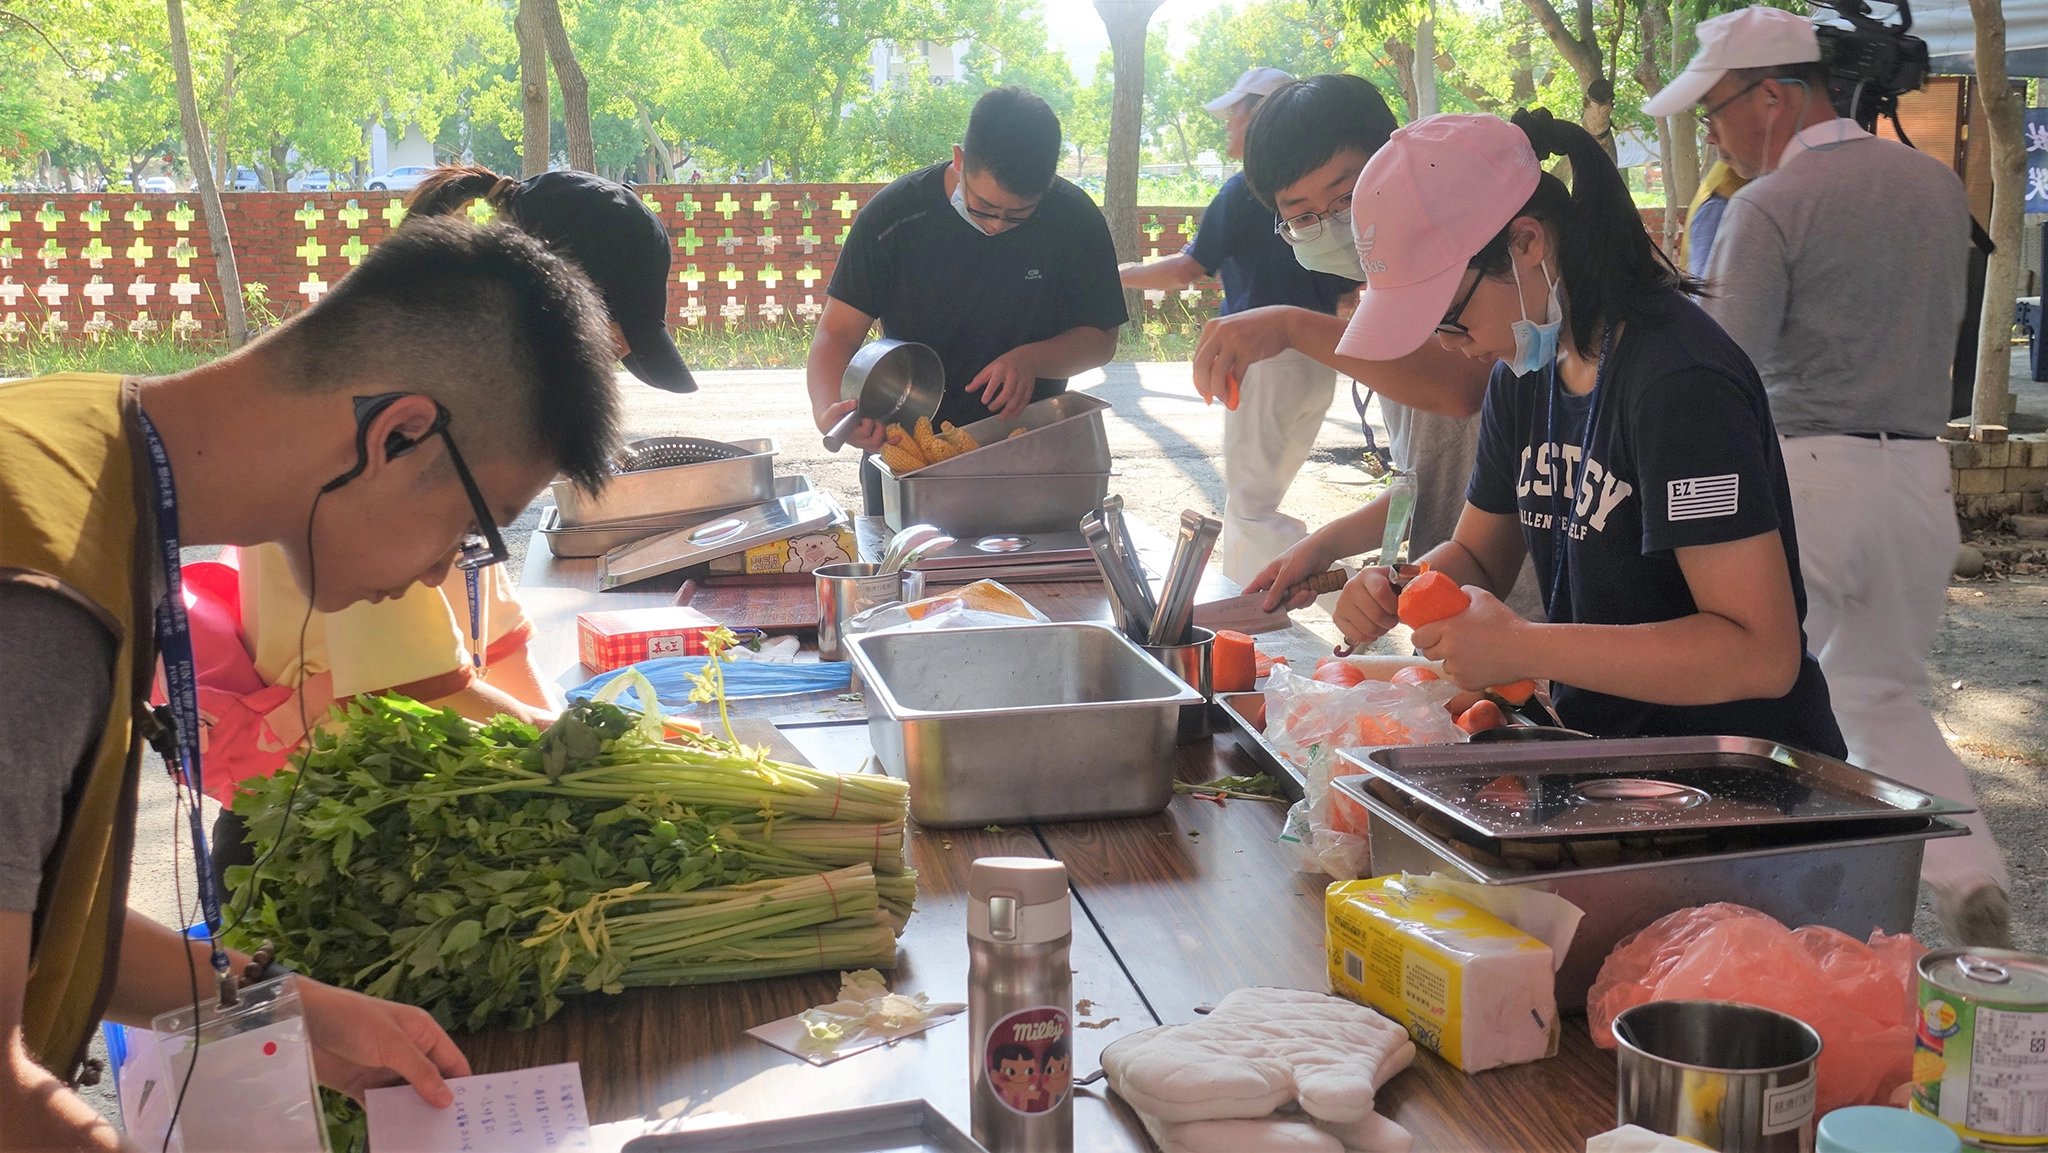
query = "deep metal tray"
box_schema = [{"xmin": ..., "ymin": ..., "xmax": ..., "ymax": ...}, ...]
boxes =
[
  {"xmin": 553, "ymin": 436, "xmax": 777, "ymax": 527},
  {"xmin": 1329, "ymin": 772, "xmax": 1965, "ymax": 1011},
  {"xmin": 623, "ymin": 1099, "xmax": 986, "ymax": 1152},
  {"xmin": 1360, "ymin": 736, "xmax": 1974, "ymax": 840},
  {"xmin": 873, "ymin": 464, "xmax": 1113, "ymax": 536},
  {"xmin": 540, "ymin": 476, "xmax": 813, "ymax": 558},
  {"xmin": 597, "ymin": 489, "xmax": 840, "ymax": 589},
  {"xmin": 911, "ymin": 392, "xmax": 1112, "ymax": 478}
]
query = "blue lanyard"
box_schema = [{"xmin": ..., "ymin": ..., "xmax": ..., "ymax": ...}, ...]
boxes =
[
  {"xmin": 1541, "ymin": 329, "xmax": 1614, "ymax": 619},
  {"xmin": 136, "ymin": 410, "xmax": 234, "ymax": 991},
  {"xmin": 465, "ymin": 567, "xmax": 484, "ymax": 673}
]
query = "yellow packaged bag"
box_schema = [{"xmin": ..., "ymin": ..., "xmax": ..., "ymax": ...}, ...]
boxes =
[{"xmin": 1325, "ymin": 874, "xmax": 1558, "ymax": 1072}]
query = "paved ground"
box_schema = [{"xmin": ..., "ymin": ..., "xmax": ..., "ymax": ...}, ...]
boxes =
[{"xmin": 94, "ymin": 355, "xmax": 2048, "ymax": 1123}]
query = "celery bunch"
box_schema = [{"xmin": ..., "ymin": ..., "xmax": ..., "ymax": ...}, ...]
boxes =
[{"xmin": 225, "ymin": 689, "xmax": 914, "ymax": 1032}]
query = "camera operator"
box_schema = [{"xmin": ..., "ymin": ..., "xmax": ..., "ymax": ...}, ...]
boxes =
[{"xmin": 1647, "ymin": 5, "xmax": 2008, "ymax": 946}]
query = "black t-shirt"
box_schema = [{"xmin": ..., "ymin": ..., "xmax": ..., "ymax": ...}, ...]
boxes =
[
  {"xmin": 828, "ymin": 163, "xmax": 1130, "ymax": 427},
  {"xmin": 1466, "ymin": 290, "xmax": 1845, "ymax": 755},
  {"xmin": 1184, "ymin": 173, "xmax": 1358, "ymax": 317}
]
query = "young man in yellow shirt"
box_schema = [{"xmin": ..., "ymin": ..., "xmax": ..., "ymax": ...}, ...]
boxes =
[{"xmin": 0, "ymin": 217, "xmax": 624, "ymax": 1149}]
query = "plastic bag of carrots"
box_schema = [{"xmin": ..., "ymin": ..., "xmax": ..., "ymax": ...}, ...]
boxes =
[{"xmin": 1264, "ymin": 666, "xmax": 1468, "ymax": 880}]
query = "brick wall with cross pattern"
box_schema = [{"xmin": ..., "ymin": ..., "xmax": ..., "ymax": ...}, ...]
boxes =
[{"xmin": 0, "ymin": 187, "xmax": 1216, "ymax": 344}]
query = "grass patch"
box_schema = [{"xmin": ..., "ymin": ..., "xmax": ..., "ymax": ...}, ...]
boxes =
[{"xmin": 4, "ymin": 307, "xmax": 1211, "ymax": 380}]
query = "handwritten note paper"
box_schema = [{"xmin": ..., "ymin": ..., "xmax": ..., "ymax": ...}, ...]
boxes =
[{"xmin": 365, "ymin": 1062, "xmax": 592, "ymax": 1153}]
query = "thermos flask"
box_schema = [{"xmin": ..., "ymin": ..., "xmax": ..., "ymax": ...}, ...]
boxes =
[{"xmin": 969, "ymin": 856, "xmax": 1074, "ymax": 1153}]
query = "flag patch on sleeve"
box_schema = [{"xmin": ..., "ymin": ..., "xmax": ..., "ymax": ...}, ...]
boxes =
[{"xmin": 1667, "ymin": 474, "xmax": 1740, "ymax": 521}]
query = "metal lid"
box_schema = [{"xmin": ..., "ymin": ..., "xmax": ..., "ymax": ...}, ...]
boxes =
[
  {"xmin": 1922, "ymin": 948, "xmax": 2048, "ymax": 1005},
  {"xmin": 1355, "ymin": 736, "xmax": 1975, "ymax": 842},
  {"xmin": 597, "ymin": 489, "xmax": 839, "ymax": 589}
]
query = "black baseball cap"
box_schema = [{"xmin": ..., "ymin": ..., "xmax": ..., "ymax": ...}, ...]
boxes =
[{"xmin": 510, "ymin": 171, "xmax": 696, "ymax": 393}]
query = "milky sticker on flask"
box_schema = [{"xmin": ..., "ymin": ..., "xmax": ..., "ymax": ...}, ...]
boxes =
[{"xmin": 984, "ymin": 1006, "xmax": 1072, "ymax": 1115}]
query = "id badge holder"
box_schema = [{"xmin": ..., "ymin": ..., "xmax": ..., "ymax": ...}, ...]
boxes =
[{"xmin": 150, "ymin": 973, "xmax": 331, "ymax": 1153}]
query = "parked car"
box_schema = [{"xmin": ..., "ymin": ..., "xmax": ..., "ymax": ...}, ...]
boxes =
[
  {"xmin": 289, "ymin": 169, "xmax": 338, "ymax": 192},
  {"xmin": 226, "ymin": 166, "xmax": 263, "ymax": 191},
  {"xmin": 366, "ymin": 165, "xmax": 430, "ymax": 191},
  {"xmin": 140, "ymin": 176, "xmax": 177, "ymax": 193}
]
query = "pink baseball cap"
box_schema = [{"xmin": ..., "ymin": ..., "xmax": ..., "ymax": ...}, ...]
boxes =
[{"xmin": 1335, "ymin": 114, "xmax": 1543, "ymax": 362}]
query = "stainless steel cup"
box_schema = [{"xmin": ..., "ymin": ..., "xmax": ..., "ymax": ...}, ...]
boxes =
[
  {"xmin": 815, "ymin": 562, "xmax": 925, "ymax": 662},
  {"xmin": 1614, "ymin": 1000, "xmax": 1823, "ymax": 1152},
  {"xmin": 1142, "ymin": 625, "xmax": 1214, "ymax": 743}
]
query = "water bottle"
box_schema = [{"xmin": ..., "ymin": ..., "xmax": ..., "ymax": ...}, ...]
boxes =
[{"xmin": 969, "ymin": 856, "xmax": 1073, "ymax": 1153}]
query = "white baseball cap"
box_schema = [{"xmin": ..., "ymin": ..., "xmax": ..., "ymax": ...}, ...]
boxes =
[
  {"xmin": 1642, "ymin": 6, "xmax": 1820, "ymax": 118},
  {"xmin": 1205, "ymin": 67, "xmax": 1295, "ymax": 116}
]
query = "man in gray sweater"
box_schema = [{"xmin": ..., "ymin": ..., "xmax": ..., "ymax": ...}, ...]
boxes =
[{"xmin": 1648, "ymin": 6, "xmax": 2008, "ymax": 946}]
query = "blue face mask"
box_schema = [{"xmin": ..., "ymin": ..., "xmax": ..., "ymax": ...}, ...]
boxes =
[{"xmin": 1507, "ymin": 257, "xmax": 1563, "ymax": 375}]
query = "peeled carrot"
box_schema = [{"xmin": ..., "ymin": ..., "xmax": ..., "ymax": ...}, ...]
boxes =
[
  {"xmin": 1313, "ymin": 659, "xmax": 1368, "ymax": 687},
  {"xmin": 1212, "ymin": 630, "xmax": 1257, "ymax": 693},
  {"xmin": 1456, "ymin": 699, "xmax": 1508, "ymax": 734},
  {"xmin": 1488, "ymin": 679, "xmax": 1538, "ymax": 706},
  {"xmin": 1397, "ymin": 569, "xmax": 1472, "ymax": 628}
]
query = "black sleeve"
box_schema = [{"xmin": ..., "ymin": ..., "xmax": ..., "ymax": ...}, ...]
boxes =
[
  {"xmin": 826, "ymin": 184, "xmax": 898, "ymax": 320},
  {"xmin": 1183, "ymin": 185, "xmax": 1233, "ymax": 274},
  {"xmin": 1628, "ymin": 368, "xmax": 1783, "ymax": 554},
  {"xmin": 1464, "ymin": 367, "xmax": 1524, "ymax": 516},
  {"xmin": 1059, "ymin": 196, "xmax": 1131, "ymax": 332}
]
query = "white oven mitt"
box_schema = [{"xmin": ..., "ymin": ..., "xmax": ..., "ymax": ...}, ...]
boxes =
[{"xmin": 1101, "ymin": 987, "xmax": 1416, "ymax": 1124}]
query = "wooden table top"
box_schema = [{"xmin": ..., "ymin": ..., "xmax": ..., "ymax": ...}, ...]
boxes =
[{"xmin": 488, "ymin": 521, "xmax": 1619, "ymax": 1149}]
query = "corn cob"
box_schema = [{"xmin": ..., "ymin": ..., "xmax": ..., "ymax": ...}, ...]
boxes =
[
  {"xmin": 879, "ymin": 442, "xmax": 926, "ymax": 474},
  {"xmin": 939, "ymin": 422, "xmax": 980, "ymax": 453}
]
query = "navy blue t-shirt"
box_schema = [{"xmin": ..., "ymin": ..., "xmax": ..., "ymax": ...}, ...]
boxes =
[
  {"xmin": 1184, "ymin": 173, "xmax": 1358, "ymax": 316},
  {"xmin": 1465, "ymin": 290, "xmax": 1845, "ymax": 756}
]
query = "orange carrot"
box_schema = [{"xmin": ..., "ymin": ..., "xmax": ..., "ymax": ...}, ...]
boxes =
[
  {"xmin": 1390, "ymin": 665, "xmax": 1440, "ymax": 686},
  {"xmin": 1397, "ymin": 569, "xmax": 1472, "ymax": 628},
  {"xmin": 1488, "ymin": 679, "xmax": 1537, "ymax": 706},
  {"xmin": 1212, "ymin": 630, "xmax": 1257, "ymax": 693},
  {"xmin": 1456, "ymin": 699, "xmax": 1508, "ymax": 734},
  {"xmin": 1445, "ymin": 689, "xmax": 1487, "ymax": 718},
  {"xmin": 1313, "ymin": 659, "xmax": 1368, "ymax": 687}
]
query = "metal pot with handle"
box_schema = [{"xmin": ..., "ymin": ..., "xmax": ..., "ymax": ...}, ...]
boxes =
[{"xmin": 823, "ymin": 339, "xmax": 944, "ymax": 452}]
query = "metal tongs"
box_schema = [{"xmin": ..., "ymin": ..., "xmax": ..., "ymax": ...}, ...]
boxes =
[
  {"xmin": 1080, "ymin": 505, "xmax": 1156, "ymax": 643},
  {"xmin": 1149, "ymin": 510, "xmax": 1221, "ymax": 646}
]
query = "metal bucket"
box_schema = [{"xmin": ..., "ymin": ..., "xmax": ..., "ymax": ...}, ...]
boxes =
[
  {"xmin": 1142, "ymin": 626, "xmax": 1214, "ymax": 744},
  {"xmin": 1615, "ymin": 999, "xmax": 1823, "ymax": 1151},
  {"xmin": 814, "ymin": 562, "xmax": 924, "ymax": 662}
]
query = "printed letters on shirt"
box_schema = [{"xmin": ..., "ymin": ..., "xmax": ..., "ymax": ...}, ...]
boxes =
[{"xmin": 1515, "ymin": 441, "xmax": 1634, "ymax": 537}]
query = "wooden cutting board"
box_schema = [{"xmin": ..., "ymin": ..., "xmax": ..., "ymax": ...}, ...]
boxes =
[{"xmin": 674, "ymin": 579, "xmax": 818, "ymax": 631}]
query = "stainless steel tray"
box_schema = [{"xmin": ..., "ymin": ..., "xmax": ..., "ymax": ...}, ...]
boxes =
[
  {"xmin": 912, "ymin": 392, "xmax": 1113, "ymax": 478},
  {"xmin": 553, "ymin": 436, "xmax": 777, "ymax": 527},
  {"xmin": 597, "ymin": 489, "xmax": 840, "ymax": 589},
  {"xmin": 1361, "ymin": 736, "xmax": 1974, "ymax": 840},
  {"xmin": 1328, "ymin": 772, "xmax": 1965, "ymax": 1012},
  {"xmin": 623, "ymin": 1099, "xmax": 986, "ymax": 1152},
  {"xmin": 846, "ymin": 622, "xmax": 1202, "ymax": 827},
  {"xmin": 541, "ymin": 476, "xmax": 813, "ymax": 558},
  {"xmin": 1216, "ymin": 692, "xmax": 1308, "ymax": 801},
  {"xmin": 874, "ymin": 462, "xmax": 1112, "ymax": 536}
]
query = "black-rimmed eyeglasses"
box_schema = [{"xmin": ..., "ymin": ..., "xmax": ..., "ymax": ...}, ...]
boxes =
[
  {"xmin": 1697, "ymin": 79, "xmax": 1766, "ymax": 128},
  {"xmin": 344, "ymin": 393, "xmax": 508, "ymax": 570},
  {"xmin": 1273, "ymin": 192, "xmax": 1354, "ymax": 244},
  {"xmin": 1435, "ymin": 271, "xmax": 1483, "ymax": 338}
]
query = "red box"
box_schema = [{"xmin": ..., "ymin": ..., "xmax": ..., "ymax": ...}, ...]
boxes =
[{"xmin": 576, "ymin": 606, "xmax": 721, "ymax": 671}]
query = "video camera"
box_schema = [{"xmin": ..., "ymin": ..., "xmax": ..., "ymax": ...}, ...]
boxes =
[{"xmin": 1812, "ymin": 0, "xmax": 1932, "ymax": 132}]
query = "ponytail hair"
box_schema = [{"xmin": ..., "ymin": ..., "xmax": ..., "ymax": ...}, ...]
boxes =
[
  {"xmin": 405, "ymin": 163, "xmax": 523, "ymax": 222},
  {"xmin": 1469, "ymin": 108, "xmax": 1702, "ymax": 358}
]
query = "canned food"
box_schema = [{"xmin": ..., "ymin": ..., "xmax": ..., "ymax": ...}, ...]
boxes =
[{"xmin": 1913, "ymin": 948, "xmax": 2048, "ymax": 1147}]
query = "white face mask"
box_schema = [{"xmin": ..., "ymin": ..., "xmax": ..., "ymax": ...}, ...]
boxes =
[
  {"xmin": 950, "ymin": 165, "xmax": 1000, "ymax": 234},
  {"xmin": 1507, "ymin": 256, "xmax": 1563, "ymax": 375},
  {"xmin": 1290, "ymin": 210, "xmax": 1367, "ymax": 280}
]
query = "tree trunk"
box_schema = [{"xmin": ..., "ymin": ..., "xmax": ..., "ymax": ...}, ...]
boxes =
[
  {"xmin": 215, "ymin": 51, "xmax": 236, "ymax": 189},
  {"xmin": 532, "ymin": 0, "xmax": 593, "ymax": 173},
  {"xmin": 1412, "ymin": 9, "xmax": 1440, "ymax": 119},
  {"xmin": 166, "ymin": 0, "xmax": 249, "ymax": 346},
  {"xmin": 1384, "ymin": 37, "xmax": 1420, "ymax": 122},
  {"xmin": 516, "ymin": 0, "xmax": 551, "ymax": 176},
  {"xmin": 1666, "ymin": 0, "xmax": 1701, "ymax": 215},
  {"xmin": 635, "ymin": 98, "xmax": 676, "ymax": 182},
  {"xmin": 1096, "ymin": 0, "xmax": 1162, "ymax": 321},
  {"xmin": 1511, "ymin": 35, "xmax": 1535, "ymax": 104},
  {"xmin": 1970, "ymin": 0, "xmax": 2024, "ymax": 429},
  {"xmin": 1635, "ymin": 0, "xmax": 1678, "ymax": 251},
  {"xmin": 1521, "ymin": 0, "xmax": 1613, "ymax": 156}
]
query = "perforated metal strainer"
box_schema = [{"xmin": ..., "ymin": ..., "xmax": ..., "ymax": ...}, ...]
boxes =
[{"xmin": 611, "ymin": 436, "xmax": 751, "ymax": 473}]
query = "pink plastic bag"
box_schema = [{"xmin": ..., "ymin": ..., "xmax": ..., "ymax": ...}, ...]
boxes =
[{"xmin": 1588, "ymin": 904, "xmax": 1927, "ymax": 1119}]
